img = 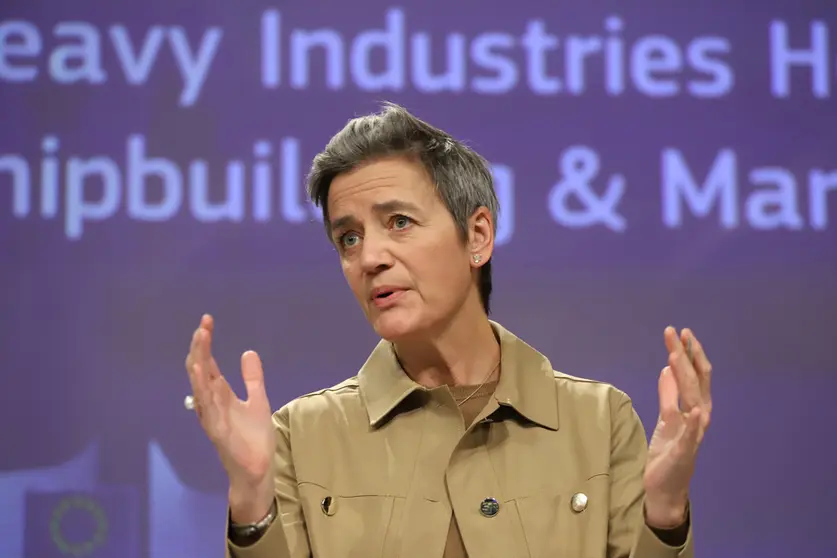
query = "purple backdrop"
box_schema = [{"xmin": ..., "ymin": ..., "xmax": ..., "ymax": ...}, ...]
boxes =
[{"xmin": 1, "ymin": 1, "xmax": 835, "ymax": 556}]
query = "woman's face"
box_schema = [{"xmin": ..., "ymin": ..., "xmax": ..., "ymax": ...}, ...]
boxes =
[{"xmin": 327, "ymin": 156, "xmax": 493, "ymax": 341}]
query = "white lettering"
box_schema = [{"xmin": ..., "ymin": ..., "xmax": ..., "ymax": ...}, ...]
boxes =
[
  {"xmin": 127, "ymin": 135, "xmax": 183, "ymax": 221},
  {"xmin": 687, "ymin": 37, "xmax": 734, "ymax": 96},
  {"xmin": 65, "ymin": 156, "xmax": 121, "ymax": 239},
  {"xmin": 565, "ymin": 34, "xmax": 603, "ymax": 95},
  {"xmin": 746, "ymin": 168, "xmax": 804, "ymax": 230},
  {"xmin": 412, "ymin": 33, "xmax": 467, "ymax": 93},
  {"xmin": 252, "ymin": 140, "xmax": 273, "ymax": 221},
  {"xmin": 255, "ymin": 10, "xmax": 733, "ymax": 98},
  {"xmin": 290, "ymin": 28, "xmax": 344, "ymax": 89},
  {"xmin": 261, "ymin": 10, "xmax": 281, "ymax": 88},
  {"xmin": 470, "ymin": 33, "xmax": 516, "ymax": 94},
  {"xmin": 0, "ymin": 20, "xmax": 41, "ymax": 81},
  {"xmin": 0, "ymin": 135, "xmax": 320, "ymax": 239},
  {"xmin": 0, "ymin": 153, "xmax": 30, "ymax": 217},
  {"xmin": 521, "ymin": 20, "xmax": 560, "ymax": 94},
  {"xmin": 41, "ymin": 136, "xmax": 60, "ymax": 218},
  {"xmin": 662, "ymin": 148, "xmax": 738, "ymax": 228},
  {"xmin": 0, "ymin": 20, "xmax": 222, "ymax": 105},
  {"xmin": 631, "ymin": 36, "xmax": 682, "ymax": 97},
  {"xmin": 770, "ymin": 20, "xmax": 831, "ymax": 98},
  {"xmin": 167, "ymin": 26, "xmax": 223, "ymax": 106},
  {"xmin": 50, "ymin": 22, "xmax": 107, "ymax": 84},
  {"xmin": 350, "ymin": 9, "xmax": 405, "ymax": 91},
  {"xmin": 491, "ymin": 164, "xmax": 515, "ymax": 245},
  {"xmin": 279, "ymin": 138, "xmax": 307, "ymax": 223},
  {"xmin": 188, "ymin": 159, "xmax": 245, "ymax": 222},
  {"xmin": 109, "ymin": 26, "xmax": 166, "ymax": 85},
  {"xmin": 604, "ymin": 16, "xmax": 625, "ymax": 95},
  {"xmin": 662, "ymin": 148, "xmax": 834, "ymax": 230},
  {"xmin": 809, "ymin": 170, "xmax": 837, "ymax": 230}
]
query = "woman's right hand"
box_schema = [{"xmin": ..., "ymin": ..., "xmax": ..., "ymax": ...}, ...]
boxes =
[{"xmin": 185, "ymin": 314, "xmax": 276, "ymax": 523}]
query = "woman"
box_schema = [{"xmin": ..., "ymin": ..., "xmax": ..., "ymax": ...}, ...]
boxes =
[{"xmin": 184, "ymin": 104, "xmax": 712, "ymax": 557}]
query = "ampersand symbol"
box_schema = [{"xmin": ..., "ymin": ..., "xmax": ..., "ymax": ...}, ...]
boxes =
[{"xmin": 547, "ymin": 147, "xmax": 627, "ymax": 232}]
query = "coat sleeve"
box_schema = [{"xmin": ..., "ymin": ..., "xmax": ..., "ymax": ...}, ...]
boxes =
[
  {"xmin": 607, "ymin": 390, "xmax": 694, "ymax": 558},
  {"xmin": 226, "ymin": 404, "xmax": 311, "ymax": 558}
]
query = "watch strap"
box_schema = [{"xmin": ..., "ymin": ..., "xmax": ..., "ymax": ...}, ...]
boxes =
[{"xmin": 229, "ymin": 499, "xmax": 277, "ymax": 545}]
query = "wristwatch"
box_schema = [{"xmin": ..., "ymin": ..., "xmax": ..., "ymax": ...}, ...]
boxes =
[{"xmin": 229, "ymin": 499, "xmax": 278, "ymax": 545}]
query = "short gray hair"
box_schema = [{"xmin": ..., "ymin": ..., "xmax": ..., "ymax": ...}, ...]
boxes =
[{"xmin": 306, "ymin": 102, "xmax": 499, "ymax": 313}]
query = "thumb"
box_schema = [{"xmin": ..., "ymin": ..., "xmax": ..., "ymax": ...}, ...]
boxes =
[{"xmin": 240, "ymin": 350, "xmax": 268, "ymax": 404}]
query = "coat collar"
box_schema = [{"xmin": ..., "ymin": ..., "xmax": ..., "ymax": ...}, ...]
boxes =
[{"xmin": 358, "ymin": 320, "xmax": 560, "ymax": 430}]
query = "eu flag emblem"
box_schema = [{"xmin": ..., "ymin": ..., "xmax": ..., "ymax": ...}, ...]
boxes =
[{"xmin": 24, "ymin": 487, "xmax": 139, "ymax": 558}]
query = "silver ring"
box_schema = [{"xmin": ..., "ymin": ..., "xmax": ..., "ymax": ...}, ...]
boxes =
[{"xmin": 184, "ymin": 395, "xmax": 195, "ymax": 411}]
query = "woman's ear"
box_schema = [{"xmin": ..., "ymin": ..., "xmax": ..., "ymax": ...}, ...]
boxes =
[{"xmin": 467, "ymin": 206, "xmax": 494, "ymax": 267}]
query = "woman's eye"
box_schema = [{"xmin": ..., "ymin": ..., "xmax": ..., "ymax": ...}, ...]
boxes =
[
  {"xmin": 393, "ymin": 216, "xmax": 411, "ymax": 229},
  {"xmin": 341, "ymin": 232, "xmax": 359, "ymax": 248}
]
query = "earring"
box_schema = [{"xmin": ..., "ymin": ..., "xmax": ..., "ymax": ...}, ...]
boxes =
[{"xmin": 473, "ymin": 254, "xmax": 482, "ymax": 264}]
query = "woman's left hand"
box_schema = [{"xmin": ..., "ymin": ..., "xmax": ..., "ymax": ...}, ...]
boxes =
[{"xmin": 643, "ymin": 326, "xmax": 713, "ymax": 528}]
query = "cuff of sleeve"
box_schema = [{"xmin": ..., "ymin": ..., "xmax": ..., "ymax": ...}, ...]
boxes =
[
  {"xmin": 227, "ymin": 497, "xmax": 289, "ymax": 558},
  {"xmin": 633, "ymin": 520, "xmax": 693, "ymax": 558}
]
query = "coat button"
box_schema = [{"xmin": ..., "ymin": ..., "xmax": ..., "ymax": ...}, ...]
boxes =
[
  {"xmin": 570, "ymin": 492, "xmax": 588, "ymax": 513},
  {"xmin": 479, "ymin": 497, "xmax": 500, "ymax": 517},
  {"xmin": 321, "ymin": 496, "xmax": 334, "ymax": 515}
]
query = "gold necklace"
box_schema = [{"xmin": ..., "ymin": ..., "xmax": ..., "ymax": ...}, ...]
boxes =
[{"xmin": 456, "ymin": 361, "xmax": 500, "ymax": 407}]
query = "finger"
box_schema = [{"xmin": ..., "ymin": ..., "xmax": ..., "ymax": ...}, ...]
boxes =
[
  {"xmin": 241, "ymin": 350, "xmax": 268, "ymax": 406},
  {"xmin": 211, "ymin": 373, "xmax": 235, "ymax": 408},
  {"xmin": 678, "ymin": 407, "xmax": 703, "ymax": 453},
  {"xmin": 185, "ymin": 327, "xmax": 203, "ymax": 388},
  {"xmin": 663, "ymin": 325, "xmax": 681, "ymax": 354},
  {"xmin": 658, "ymin": 366, "xmax": 680, "ymax": 423},
  {"xmin": 200, "ymin": 314, "xmax": 215, "ymax": 362},
  {"xmin": 664, "ymin": 326, "xmax": 702, "ymax": 411},
  {"xmin": 186, "ymin": 324, "xmax": 201, "ymax": 367},
  {"xmin": 681, "ymin": 328, "xmax": 712, "ymax": 406},
  {"xmin": 197, "ymin": 328, "xmax": 220, "ymax": 381},
  {"xmin": 201, "ymin": 313, "xmax": 214, "ymax": 334},
  {"xmin": 191, "ymin": 362, "xmax": 215, "ymax": 421}
]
